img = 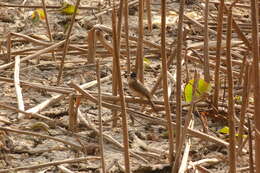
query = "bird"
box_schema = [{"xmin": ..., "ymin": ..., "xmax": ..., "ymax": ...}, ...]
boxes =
[{"xmin": 128, "ymin": 72, "xmax": 157, "ymax": 112}]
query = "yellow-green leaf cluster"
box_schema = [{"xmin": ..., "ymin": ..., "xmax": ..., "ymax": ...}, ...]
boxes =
[
  {"xmin": 184, "ymin": 78, "xmax": 211, "ymax": 103},
  {"xmin": 218, "ymin": 126, "xmax": 247, "ymax": 138},
  {"xmin": 61, "ymin": 2, "xmax": 77, "ymax": 15}
]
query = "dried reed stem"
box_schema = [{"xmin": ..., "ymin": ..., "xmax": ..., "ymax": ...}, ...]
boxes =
[
  {"xmin": 124, "ymin": 0, "xmax": 131, "ymax": 74},
  {"xmin": 173, "ymin": 72, "xmax": 198, "ymax": 172},
  {"xmin": 250, "ymin": 0, "xmax": 260, "ymax": 171},
  {"xmin": 238, "ymin": 63, "xmax": 250, "ymax": 147},
  {"xmin": 96, "ymin": 59, "xmax": 106, "ymax": 173},
  {"xmin": 14, "ymin": 55, "xmax": 25, "ymax": 119},
  {"xmin": 146, "ymin": 0, "xmax": 152, "ymax": 32},
  {"xmin": 175, "ymin": 0, "xmax": 185, "ymax": 170},
  {"xmin": 136, "ymin": 0, "xmax": 144, "ymax": 83},
  {"xmin": 161, "ymin": 0, "xmax": 174, "ymax": 163},
  {"xmin": 87, "ymin": 28, "xmax": 97, "ymax": 63},
  {"xmin": 68, "ymin": 94, "xmax": 77, "ymax": 132},
  {"xmin": 226, "ymin": 8, "xmax": 237, "ymax": 173},
  {"xmin": 213, "ymin": 0, "xmax": 224, "ymax": 109},
  {"xmin": 247, "ymin": 116, "xmax": 254, "ymax": 173},
  {"xmin": 111, "ymin": 6, "xmax": 131, "ymax": 173},
  {"xmin": 203, "ymin": 0, "xmax": 210, "ymax": 82}
]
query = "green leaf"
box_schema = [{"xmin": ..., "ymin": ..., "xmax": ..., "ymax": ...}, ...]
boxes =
[
  {"xmin": 61, "ymin": 2, "xmax": 77, "ymax": 15},
  {"xmin": 218, "ymin": 126, "xmax": 229, "ymax": 134},
  {"xmin": 218, "ymin": 126, "xmax": 247, "ymax": 138},
  {"xmin": 184, "ymin": 78, "xmax": 211, "ymax": 103}
]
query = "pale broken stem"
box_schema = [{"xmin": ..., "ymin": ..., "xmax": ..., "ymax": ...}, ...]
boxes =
[
  {"xmin": 14, "ymin": 55, "xmax": 25, "ymax": 119},
  {"xmin": 26, "ymin": 75, "xmax": 111, "ymax": 114},
  {"xmin": 0, "ymin": 156, "xmax": 100, "ymax": 173},
  {"xmin": 186, "ymin": 158, "xmax": 220, "ymax": 171},
  {"xmin": 57, "ymin": 165, "xmax": 74, "ymax": 173},
  {"xmin": 26, "ymin": 94, "xmax": 66, "ymax": 114},
  {"xmin": 178, "ymin": 120, "xmax": 194, "ymax": 173}
]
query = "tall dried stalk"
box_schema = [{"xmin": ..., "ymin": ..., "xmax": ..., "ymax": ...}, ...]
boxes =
[
  {"xmin": 111, "ymin": 0, "xmax": 124, "ymax": 128},
  {"xmin": 238, "ymin": 62, "xmax": 250, "ymax": 147},
  {"xmin": 112, "ymin": 3, "xmax": 119, "ymax": 127},
  {"xmin": 146, "ymin": 0, "xmax": 152, "ymax": 32},
  {"xmin": 161, "ymin": 0, "xmax": 174, "ymax": 164},
  {"xmin": 136, "ymin": 0, "xmax": 144, "ymax": 83},
  {"xmin": 111, "ymin": 56, "xmax": 118, "ymax": 127},
  {"xmin": 116, "ymin": 0, "xmax": 124, "ymax": 48},
  {"xmin": 175, "ymin": 0, "xmax": 185, "ymax": 170},
  {"xmin": 96, "ymin": 59, "xmax": 106, "ymax": 173},
  {"xmin": 226, "ymin": 8, "xmax": 237, "ymax": 173},
  {"xmin": 247, "ymin": 117, "xmax": 254, "ymax": 173},
  {"xmin": 124, "ymin": 0, "xmax": 131, "ymax": 74},
  {"xmin": 111, "ymin": 6, "xmax": 131, "ymax": 173},
  {"xmin": 250, "ymin": 0, "xmax": 260, "ymax": 171},
  {"xmin": 213, "ymin": 0, "xmax": 224, "ymax": 109},
  {"xmin": 111, "ymin": 0, "xmax": 127, "ymax": 127},
  {"xmin": 173, "ymin": 72, "xmax": 199, "ymax": 173},
  {"xmin": 203, "ymin": 0, "xmax": 210, "ymax": 82}
]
